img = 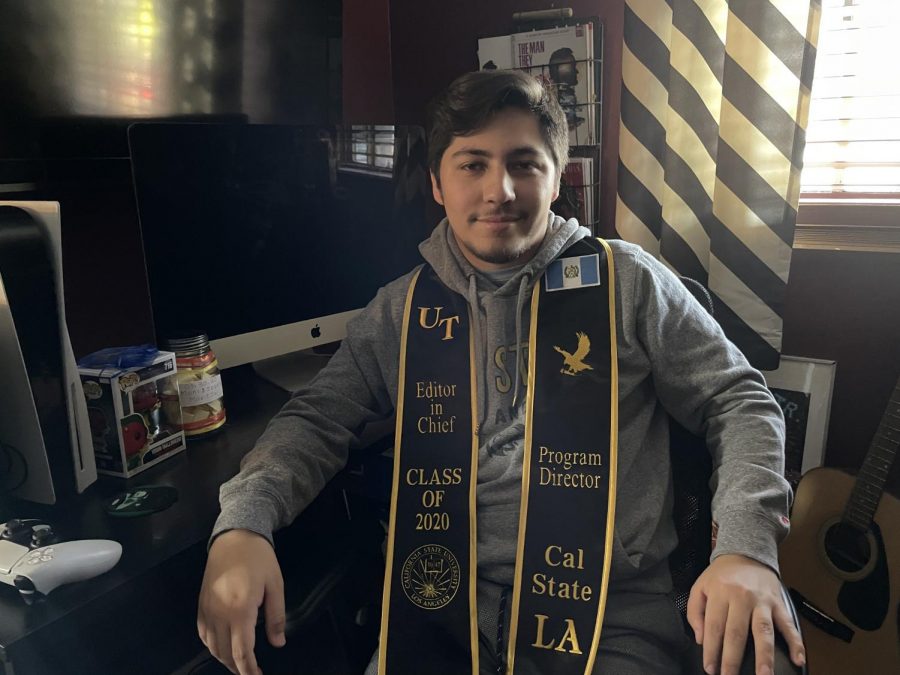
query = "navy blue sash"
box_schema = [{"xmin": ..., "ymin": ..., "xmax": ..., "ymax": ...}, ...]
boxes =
[{"xmin": 380, "ymin": 238, "xmax": 618, "ymax": 675}]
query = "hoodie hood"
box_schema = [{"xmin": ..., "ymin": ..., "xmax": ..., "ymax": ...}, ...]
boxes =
[
  {"xmin": 418, "ymin": 213, "xmax": 589, "ymax": 296},
  {"xmin": 418, "ymin": 213, "xmax": 591, "ymax": 429}
]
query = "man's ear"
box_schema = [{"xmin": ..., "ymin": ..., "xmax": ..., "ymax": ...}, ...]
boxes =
[{"xmin": 430, "ymin": 170, "xmax": 444, "ymax": 206}]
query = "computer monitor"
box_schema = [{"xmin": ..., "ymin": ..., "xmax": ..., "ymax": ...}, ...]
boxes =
[{"xmin": 128, "ymin": 123, "xmax": 430, "ymax": 389}]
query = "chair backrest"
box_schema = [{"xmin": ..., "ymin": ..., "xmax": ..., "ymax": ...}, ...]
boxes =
[{"xmin": 669, "ymin": 419, "xmax": 714, "ymax": 614}]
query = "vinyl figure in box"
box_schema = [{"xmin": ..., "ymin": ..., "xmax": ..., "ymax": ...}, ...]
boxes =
[
  {"xmin": 132, "ymin": 381, "xmax": 163, "ymax": 441},
  {"xmin": 121, "ymin": 413, "xmax": 150, "ymax": 470},
  {"xmin": 86, "ymin": 405, "xmax": 109, "ymax": 454}
]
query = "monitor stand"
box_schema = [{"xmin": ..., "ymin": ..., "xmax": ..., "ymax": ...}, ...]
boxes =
[{"xmin": 251, "ymin": 347, "xmax": 335, "ymax": 392}]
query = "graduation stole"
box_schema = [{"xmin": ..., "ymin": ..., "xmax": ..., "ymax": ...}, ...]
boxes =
[{"xmin": 379, "ymin": 237, "xmax": 618, "ymax": 675}]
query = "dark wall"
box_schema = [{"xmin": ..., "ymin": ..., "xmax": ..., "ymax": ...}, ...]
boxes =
[{"xmin": 782, "ymin": 249, "xmax": 900, "ymax": 494}]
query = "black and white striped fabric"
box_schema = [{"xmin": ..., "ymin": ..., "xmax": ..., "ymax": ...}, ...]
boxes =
[{"xmin": 616, "ymin": 0, "xmax": 821, "ymax": 369}]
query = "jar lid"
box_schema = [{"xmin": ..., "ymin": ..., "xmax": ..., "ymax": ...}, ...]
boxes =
[{"xmin": 163, "ymin": 331, "xmax": 210, "ymax": 353}]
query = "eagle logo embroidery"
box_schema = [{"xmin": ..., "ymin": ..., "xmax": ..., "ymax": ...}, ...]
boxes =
[{"xmin": 553, "ymin": 332, "xmax": 593, "ymax": 376}]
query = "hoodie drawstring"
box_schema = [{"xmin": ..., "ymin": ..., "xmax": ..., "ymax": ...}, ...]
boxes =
[
  {"xmin": 466, "ymin": 273, "xmax": 489, "ymax": 434},
  {"xmin": 470, "ymin": 271, "xmax": 532, "ymax": 429}
]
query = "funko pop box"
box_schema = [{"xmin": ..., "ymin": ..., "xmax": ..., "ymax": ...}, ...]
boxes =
[{"xmin": 78, "ymin": 348, "xmax": 186, "ymax": 477}]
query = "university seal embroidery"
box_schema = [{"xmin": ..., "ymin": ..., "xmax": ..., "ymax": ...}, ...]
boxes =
[
  {"xmin": 401, "ymin": 544, "xmax": 461, "ymax": 610},
  {"xmin": 553, "ymin": 331, "xmax": 593, "ymax": 376}
]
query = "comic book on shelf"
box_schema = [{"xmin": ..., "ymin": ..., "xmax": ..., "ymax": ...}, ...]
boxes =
[
  {"xmin": 561, "ymin": 156, "xmax": 594, "ymax": 228},
  {"xmin": 477, "ymin": 24, "xmax": 597, "ymax": 146}
]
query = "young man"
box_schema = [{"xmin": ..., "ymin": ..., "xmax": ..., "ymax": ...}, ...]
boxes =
[{"xmin": 198, "ymin": 70, "xmax": 805, "ymax": 675}]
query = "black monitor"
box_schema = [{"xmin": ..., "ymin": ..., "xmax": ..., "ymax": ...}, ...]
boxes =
[{"xmin": 129, "ymin": 123, "xmax": 430, "ymax": 389}]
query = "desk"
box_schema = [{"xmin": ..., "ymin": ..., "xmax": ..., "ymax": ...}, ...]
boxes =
[{"xmin": 0, "ymin": 366, "xmax": 387, "ymax": 675}]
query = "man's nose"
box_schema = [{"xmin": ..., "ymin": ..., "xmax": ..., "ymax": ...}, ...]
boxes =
[{"xmin": 483, "ymin": 167, "xmax": 515, "ymax": 204}]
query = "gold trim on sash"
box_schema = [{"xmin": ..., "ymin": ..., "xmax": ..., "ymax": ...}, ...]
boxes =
[
  {"xmin": 378, "ymin": 267, "xmax": 422, "ymax": 675},
  {"xmin": 505, "ymin": 279, "xmax": 543, "ymax": 674},
  {"xmin": 585, "ymin": 237, "xmax": 619, "ymax": 674},
  {"xmin": 468, "ymin": 307, "xmax": 480, "ymax": 673}
]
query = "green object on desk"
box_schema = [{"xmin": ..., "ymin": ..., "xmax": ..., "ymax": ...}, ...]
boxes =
[{"xmin": 105, "ymin": 485, "xmax": 178, "ymax": 517}]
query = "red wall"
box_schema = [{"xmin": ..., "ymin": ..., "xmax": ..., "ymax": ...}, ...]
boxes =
[{"xmin": 343, "ymin": 0, "xmax": 394, "ymax": 122}]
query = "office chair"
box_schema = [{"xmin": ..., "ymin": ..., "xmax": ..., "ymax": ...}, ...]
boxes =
[{"xmin": 671, "ymin": 278, "xmax": 806, "ymax": 675}]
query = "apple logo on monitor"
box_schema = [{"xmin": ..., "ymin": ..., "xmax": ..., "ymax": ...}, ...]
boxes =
[{"xmin": 311, "ymin": 324, "xmax": 321, "ymax": 339}]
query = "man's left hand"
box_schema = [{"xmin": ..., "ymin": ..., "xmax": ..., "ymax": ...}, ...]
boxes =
[{"xmin": 686, "ymin": 553, "xmax": 806, "ymax": 675}]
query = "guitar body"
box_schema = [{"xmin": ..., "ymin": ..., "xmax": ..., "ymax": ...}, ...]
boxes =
[{"xmin": 780, "ymin": 467, "xmax": 900, "ymax": 675}]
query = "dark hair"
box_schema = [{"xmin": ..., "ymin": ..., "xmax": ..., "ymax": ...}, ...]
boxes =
[{"xmin": 426, "ymin": 70, "xmax": 569, "ymax": 182}]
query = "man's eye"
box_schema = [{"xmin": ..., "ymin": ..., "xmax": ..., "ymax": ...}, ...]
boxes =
[
  {"xmin": 461, "ymin": 162, "xmax": 485, "ymax": 172},
  {"xmin": 512, "ymin": 161, "xmax": 539, "ymax": 171}
]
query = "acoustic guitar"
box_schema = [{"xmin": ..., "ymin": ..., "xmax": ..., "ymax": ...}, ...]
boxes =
[{"xmin": 779, "ymin": 375, "xmax": 900, "ymax": 675}]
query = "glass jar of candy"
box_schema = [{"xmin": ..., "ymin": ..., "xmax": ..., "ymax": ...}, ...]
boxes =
[{"xmin": 162, "ymin": 332, "xmax": 227, "ymax": 437}]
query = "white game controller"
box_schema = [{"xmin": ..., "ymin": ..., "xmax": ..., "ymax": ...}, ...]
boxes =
[{"xmin": 0, "ymin": 538, "xmax": 122, "ymax": 602}]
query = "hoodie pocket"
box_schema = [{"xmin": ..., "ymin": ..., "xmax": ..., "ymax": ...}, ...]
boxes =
[{"xmin": 611, "ymin": 529, "xmax": 644, "ymax": 578}]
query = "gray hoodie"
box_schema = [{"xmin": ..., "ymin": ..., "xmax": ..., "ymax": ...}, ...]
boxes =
[{"xmin": 213, "ymin": 214, "xmax": 790, "ymax": 642}]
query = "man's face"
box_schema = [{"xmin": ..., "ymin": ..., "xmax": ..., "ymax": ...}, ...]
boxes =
[{"xmin": 431, "ymin": 108, "xmax": 560, "ymax": 271}]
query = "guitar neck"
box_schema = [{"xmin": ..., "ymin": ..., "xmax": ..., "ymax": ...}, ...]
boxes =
[{"xmin": 844, "ymin": 376, "xmax": 900, "ymax": 531}]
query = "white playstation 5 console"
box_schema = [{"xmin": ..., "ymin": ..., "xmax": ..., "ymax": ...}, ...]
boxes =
[{"xmin": 0, "ymin": 201, "xmax": 97, "ymax": 503}]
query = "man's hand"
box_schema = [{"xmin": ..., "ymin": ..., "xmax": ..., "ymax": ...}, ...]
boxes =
[
  {"xmin": 686, "ymin": 553, "xmax": 805, "ymax": 675},
  {"xmin": 197, "ymin": 529, "xmax": 286, "ymax": 675}
]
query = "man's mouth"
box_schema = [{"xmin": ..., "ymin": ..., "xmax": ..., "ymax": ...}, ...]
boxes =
[{"xmin": 472, "ymin": 213, "xmax": 523, "ymax": 224}]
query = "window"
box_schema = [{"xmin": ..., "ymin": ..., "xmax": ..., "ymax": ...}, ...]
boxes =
[
  {"xmin": 797, "ymin": 0, "xmax": 900, "ymax": 252},
  {"xmin": 340, "ymin": 124, "xmax": 395, "ymax": 174},
  {"xmin": 801, "ymin": 0, "xmax": 900, "ymax": 196}
]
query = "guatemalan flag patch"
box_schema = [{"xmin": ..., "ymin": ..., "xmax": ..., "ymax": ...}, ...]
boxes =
[{"xmin": 545, "ymin": 254, "xmax": 601, "ymax": 292}]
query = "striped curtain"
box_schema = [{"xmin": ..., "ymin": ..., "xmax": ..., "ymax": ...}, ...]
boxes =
[{"xmin": 616, "ymin": 0, "xmax": 821, "ymax": 369}]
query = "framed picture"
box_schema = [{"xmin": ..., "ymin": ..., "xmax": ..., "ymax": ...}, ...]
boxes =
[{"xmin": 760, "ymin": 356, "xmax": 837, "ymax": 490}]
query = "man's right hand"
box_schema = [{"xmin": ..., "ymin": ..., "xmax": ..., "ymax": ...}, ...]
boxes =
[{"xmin": 197, "ymin": 529, "xmax": 286, "ymax": 675}]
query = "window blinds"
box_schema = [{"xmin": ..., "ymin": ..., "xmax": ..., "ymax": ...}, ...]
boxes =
[
  {"xmin": 348, "ymin": 125, "xmax": 395, "ymax": 170},
  {"xmin": 801, "ymin": 0, "xmax": 900, "ymax": 194}
]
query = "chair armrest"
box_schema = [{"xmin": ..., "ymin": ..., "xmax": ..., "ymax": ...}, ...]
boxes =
[{"xmin": 681, "ymin": 634, "xmax": 801, "ymax": 675}]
